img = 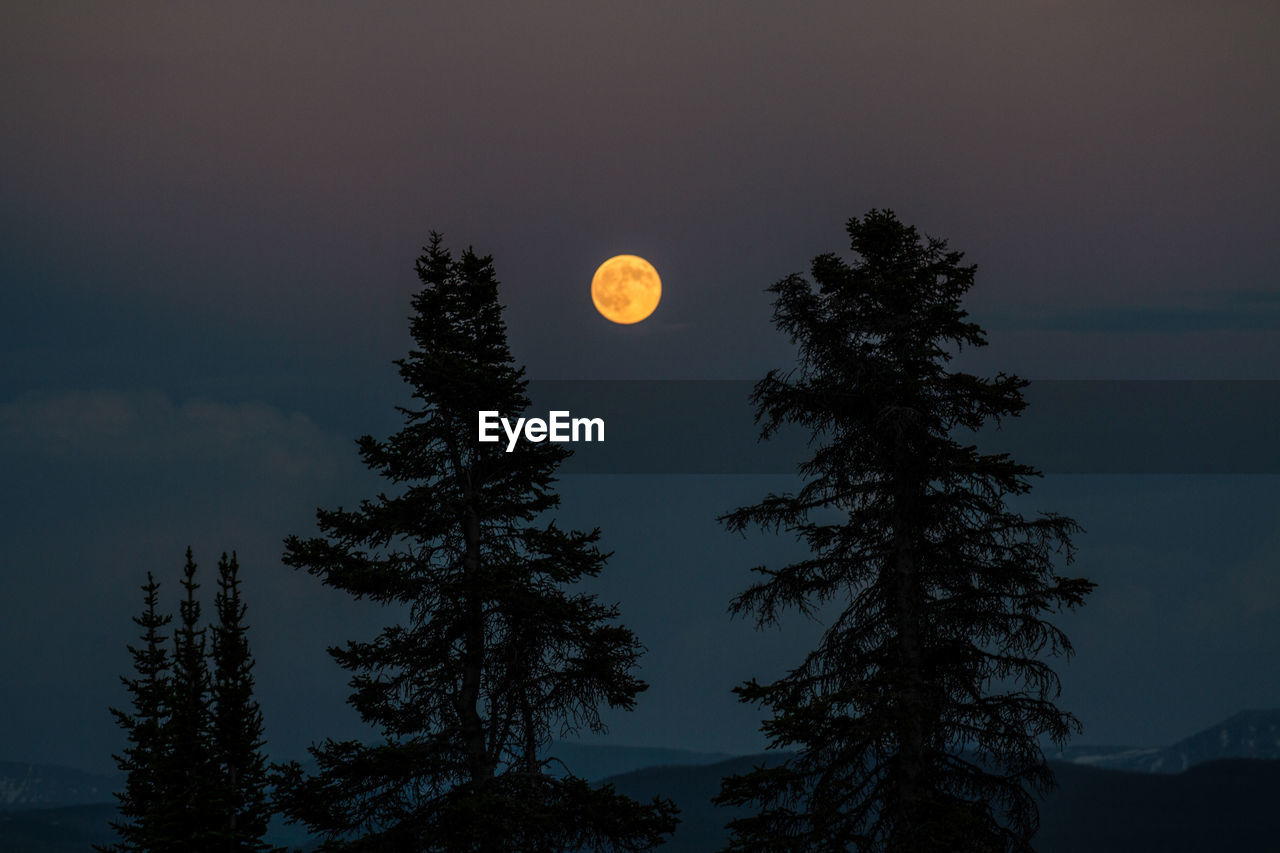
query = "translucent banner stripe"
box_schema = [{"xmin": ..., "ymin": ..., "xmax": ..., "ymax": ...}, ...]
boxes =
[{"xmin": 504, "ymin": 381, "xmax": 1280, "ymax": 475}]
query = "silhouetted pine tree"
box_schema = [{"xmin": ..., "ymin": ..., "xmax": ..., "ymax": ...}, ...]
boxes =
[
  {"xmin": 274, "ymin": 235, "xmax": 678, "ymax": 851},
  {"xmin": 155, "ymin": 547, "xmax": 219, "ymax": 852},
  {"xmin": 715, "ymin": 210, "xmax": 1095, "ymax": 852},
  {"xmin": 100, "ymin": 573, "xmax": 172, "ymax": 853},
  {"xmin": 210, "ymin": 551, "xmax": 272, "ymax": 851}
]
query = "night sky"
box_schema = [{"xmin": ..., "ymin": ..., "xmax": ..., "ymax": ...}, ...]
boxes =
[{"xmin": 3, "ymin": 2, "xmax": 1280, "ymax": 775}]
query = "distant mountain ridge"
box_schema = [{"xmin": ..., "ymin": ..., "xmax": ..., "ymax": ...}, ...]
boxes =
[
  {"xmin": 1055, "ymin": 708, "xmax": 1280, "ymax": 773},
  {"xmin": 0, "ymin": 763, "xmax": 118, "ymax": 811},
  {"xmin": 5, "ymin": 711, "xmax": 1280, "ymax": 850},
  {"xmin": 545, "ymin": 742, "xmax": 732, "ymax": 781}
]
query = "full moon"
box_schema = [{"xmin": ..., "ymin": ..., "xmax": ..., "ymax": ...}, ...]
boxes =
[{"xmin": 591, "ymin": 255, "xmax": 661, "ymax": 324}]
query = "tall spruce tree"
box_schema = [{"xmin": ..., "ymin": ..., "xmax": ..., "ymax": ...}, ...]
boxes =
[
  {"xmin": 101, "ymin": 572, "xmax": 172, "ymax": 853},
  {"xmin": 155, "ymin": 547, "xmax": 220, "ymax": 852},
  {"xmin": 211, "ymin": 551, "xmax": 272, "ymax": 851},
  {"xmin": 274, "ymin": 235, "xmax": 677, "ymax": 851},
  {"xmin": 715, "ymin": 210, "xmax": 1095, "ymax": 852}
]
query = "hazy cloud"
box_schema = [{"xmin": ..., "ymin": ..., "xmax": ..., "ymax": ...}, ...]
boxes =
[{"xmin": 0, "ymin": 389, "xmax": 344, "ymax": 479}]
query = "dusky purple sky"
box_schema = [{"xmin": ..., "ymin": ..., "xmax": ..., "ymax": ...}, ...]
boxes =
[{"xmin": 2, "ymin": 2, "xmax": 1279, "ymax": 773}]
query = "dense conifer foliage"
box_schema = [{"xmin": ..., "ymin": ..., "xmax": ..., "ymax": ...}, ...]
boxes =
[
  {"xmin": 150, "ymin": 550, "xmax": 220, "ymax": 850},
  {"xmin": 274, "ymin": 235, "xmax": 677, "ymax": 851},
  {"xmin": 716, "ymin": 211, "xmax": 1094, "ymax": 852},
  {"xmin": 210, "ymin": 552, "xmax": 272, "ymax": 851},
  {"xmin": 102, "ymin": 573, "xmax": 171, "ymax": 853},
  {"xmin": 104, "ymin": 550, "xmax": 273, "ymax": 853}
]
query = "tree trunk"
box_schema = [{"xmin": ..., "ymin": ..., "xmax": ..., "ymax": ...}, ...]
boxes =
[
  {"xmin": 892, "ymin": 436, "xmax": 928, "ymax": 844},
  {"xmin": 459, "ymin": 506, "xmax": 491, "ymax": 785}
]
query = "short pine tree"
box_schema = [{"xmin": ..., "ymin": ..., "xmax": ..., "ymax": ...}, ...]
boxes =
[
  {"xmin": 154, "ymin": 548, "xmax": 220, "ymax": 853},
  {"xmin": 715, "ymin": 210, "xmax": 1095, "ymax": 852},
  {"xmin": 210, "ymin": 551, "xmax": 272, "ymax": 851},
  {"xmin": 274, "ymin": 235, "xmax": 678, "ymax": 851},
  {"xmin": 100, "ymin": 572, "xmax": 172, "ymax": 853}
]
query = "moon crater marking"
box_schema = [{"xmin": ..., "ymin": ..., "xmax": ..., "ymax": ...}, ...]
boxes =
[{"xmin": 591, "ymin": 255, "xmax": 661, "ymax": 324}]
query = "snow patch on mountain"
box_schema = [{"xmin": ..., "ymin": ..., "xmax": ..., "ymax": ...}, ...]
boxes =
[
  {"xmin": 0, "ymin": 763, "xmax": 118, "ymax": 810},
  {"xmin": 1060, "ymin": 709, "xmax": 1280, "ymax": 774}
]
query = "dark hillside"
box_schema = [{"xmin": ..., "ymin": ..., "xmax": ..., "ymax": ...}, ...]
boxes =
[{"xmin": 604, "ymin": 755, "xmax": 1280, "ymax": 852}]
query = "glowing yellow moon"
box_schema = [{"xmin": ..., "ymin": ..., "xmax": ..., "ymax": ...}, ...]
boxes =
[{"xmin": 591, "ymin": 255, "xmax": 661, "ymax": 324}]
